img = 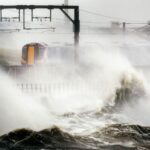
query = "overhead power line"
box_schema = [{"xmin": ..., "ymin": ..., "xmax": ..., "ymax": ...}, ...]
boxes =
[
  {"xmin": 80, "ymin": 9, "xmax": 146, "ymax": 23},
  {"xmin": 1, "ymin": 8, "xmax": 148, "ymax": 27}
]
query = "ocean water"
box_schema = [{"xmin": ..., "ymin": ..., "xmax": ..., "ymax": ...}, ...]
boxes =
[{"xmin": 0, "ymin": 30, "xmax": 150, "ymax": 149}]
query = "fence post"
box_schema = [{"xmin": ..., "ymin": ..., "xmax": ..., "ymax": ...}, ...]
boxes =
[{"xmin": 123, "ymin": 22, "xmax": 126, "ymax": 32}]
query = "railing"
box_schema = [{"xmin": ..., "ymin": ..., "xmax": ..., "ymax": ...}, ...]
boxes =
[{"xmin": 16, "ymin": 83, "xmax": 99, "ymax": 96}]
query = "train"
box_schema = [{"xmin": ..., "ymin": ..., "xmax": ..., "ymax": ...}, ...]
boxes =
[{"xmin": 21, "ymin": 42, "xmax": 48, "ymax": 66}]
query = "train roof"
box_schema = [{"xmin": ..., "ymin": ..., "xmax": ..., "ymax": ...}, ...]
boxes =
[{"xmin": 23, "ymin": 42, "xmax": 48, "ymax": 49}]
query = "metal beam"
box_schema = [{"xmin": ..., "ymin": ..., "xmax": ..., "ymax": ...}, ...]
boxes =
[
  {"xmin": 0, "ymin": 5, "xmax": 78, "ymax": 9},
  {"xmin": 23, "ymin": 9, "xmax": 25, "ymax": 29},
  {"xmin": 31, "ymin": 9, "xmax": 33, "ymax": 21},
  {"xmin": 60, "ymin": 8, "xmax": 74, "ymax": 23},
  {"xmin": 49, "ymin": 9, "xmax": 52, "ymax": 22},
  {"xmin": 18, "ymin": 9, "xmax": 20, "ymax": 22},
  {"xmin": 74, "ymin": 7, "xmax": 80, "ymax": 45},
  {"xmin": 0, "ymin": 9, "xmax": 2, "ymax": 22}
]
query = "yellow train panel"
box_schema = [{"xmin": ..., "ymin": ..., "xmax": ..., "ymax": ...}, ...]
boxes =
[{"xmin": 27, "ymin": 46, "xmax": 35, "ymax": 65}]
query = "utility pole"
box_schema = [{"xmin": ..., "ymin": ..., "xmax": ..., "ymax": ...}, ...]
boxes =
[
  {"xmin": 64, "ymin": 0, "xmax": 69, "ymax": 13},
  {"xmin": 23, "ymin": 9, "xmax": 25, "ymax": 29},
  {"xmin": 74, "ymin": 6, "xmax": 80, "ymax": 62},
  {"xmin": 123, "ymin": 22, "xmax": 126, "ymax": 32},
  {"xmin": 64, "ymin": 0, "xmax": 69, "ymax": 22},
  {"xmin": 0, "ymin": 9, "xmax": 2, "ymax": 22}
]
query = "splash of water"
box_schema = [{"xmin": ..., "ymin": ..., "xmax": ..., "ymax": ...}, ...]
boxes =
[
  {"xmin": 0, "ymin": 46, "xmax": 148, "ymax": 136},
  {"xmin": 0, "ymin": 69, "xmax": 55, "ymax": 135}
]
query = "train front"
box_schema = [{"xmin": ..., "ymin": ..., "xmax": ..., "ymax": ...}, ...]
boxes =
[{"xmin": 21, "ymin": 42, "xmax": 48, "ymax": 66}]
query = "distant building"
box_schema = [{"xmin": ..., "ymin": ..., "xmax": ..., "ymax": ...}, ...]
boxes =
[{"xmin": 111, "ymin": 21, "xmax": 121, "ymax": 29}]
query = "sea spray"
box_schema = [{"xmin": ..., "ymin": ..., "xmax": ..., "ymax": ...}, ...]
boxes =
[
  {"xmin": 0, "ymin": 69, "xmax": 53, "ymax": 135},
  {"xmin": 0, "ymin": 46, "xmax": 147, "ymax": 136}
]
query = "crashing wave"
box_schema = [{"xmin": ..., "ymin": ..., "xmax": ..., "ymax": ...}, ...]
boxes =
[
  {"xmin": 112, "ymin": 71, "xmax": 145, "ymax": 106},
  {"xmin": 115, "ymin": 72, "xmax": 145, "ymax": 105}
]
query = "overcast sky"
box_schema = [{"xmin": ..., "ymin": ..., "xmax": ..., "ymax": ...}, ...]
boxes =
[{"xmin": 0, "ymin": 0, "xmax": 150, "ymax": 22}]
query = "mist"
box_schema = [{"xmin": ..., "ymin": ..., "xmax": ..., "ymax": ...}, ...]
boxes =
[
  {"xmin": 0, "ymin": 1, "xmax": 150, "ymax": 149},
  {"xmin": 0, "ymin": 35, "xmax": 149, "ymax": 135},
  {"xmin": 0, "ymin": 69, "xmax": 54, "ymax": 135}
]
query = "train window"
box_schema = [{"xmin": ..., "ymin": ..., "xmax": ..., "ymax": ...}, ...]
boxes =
[{"xmin": 22, "ymin": 46, "xmax": 27, "ymax": 60}]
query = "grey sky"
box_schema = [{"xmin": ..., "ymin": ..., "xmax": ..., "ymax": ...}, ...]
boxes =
[{"xmin": 0, "ymin": 0, "xmax": 150, "ymax": 22}]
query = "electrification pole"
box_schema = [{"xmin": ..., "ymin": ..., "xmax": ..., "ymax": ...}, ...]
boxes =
[
  {"xmin": 64, "ymin": 0, "xmax": 69, "ymax": 22},
  {"xmin": 64, "ymin": 0, "xmax": 69, "ymax": 14}
]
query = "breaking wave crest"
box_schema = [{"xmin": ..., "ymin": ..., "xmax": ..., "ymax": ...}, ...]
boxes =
[{"xmin": 112, "ymin": 71, "xmax": 145, "ymax": 107}]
